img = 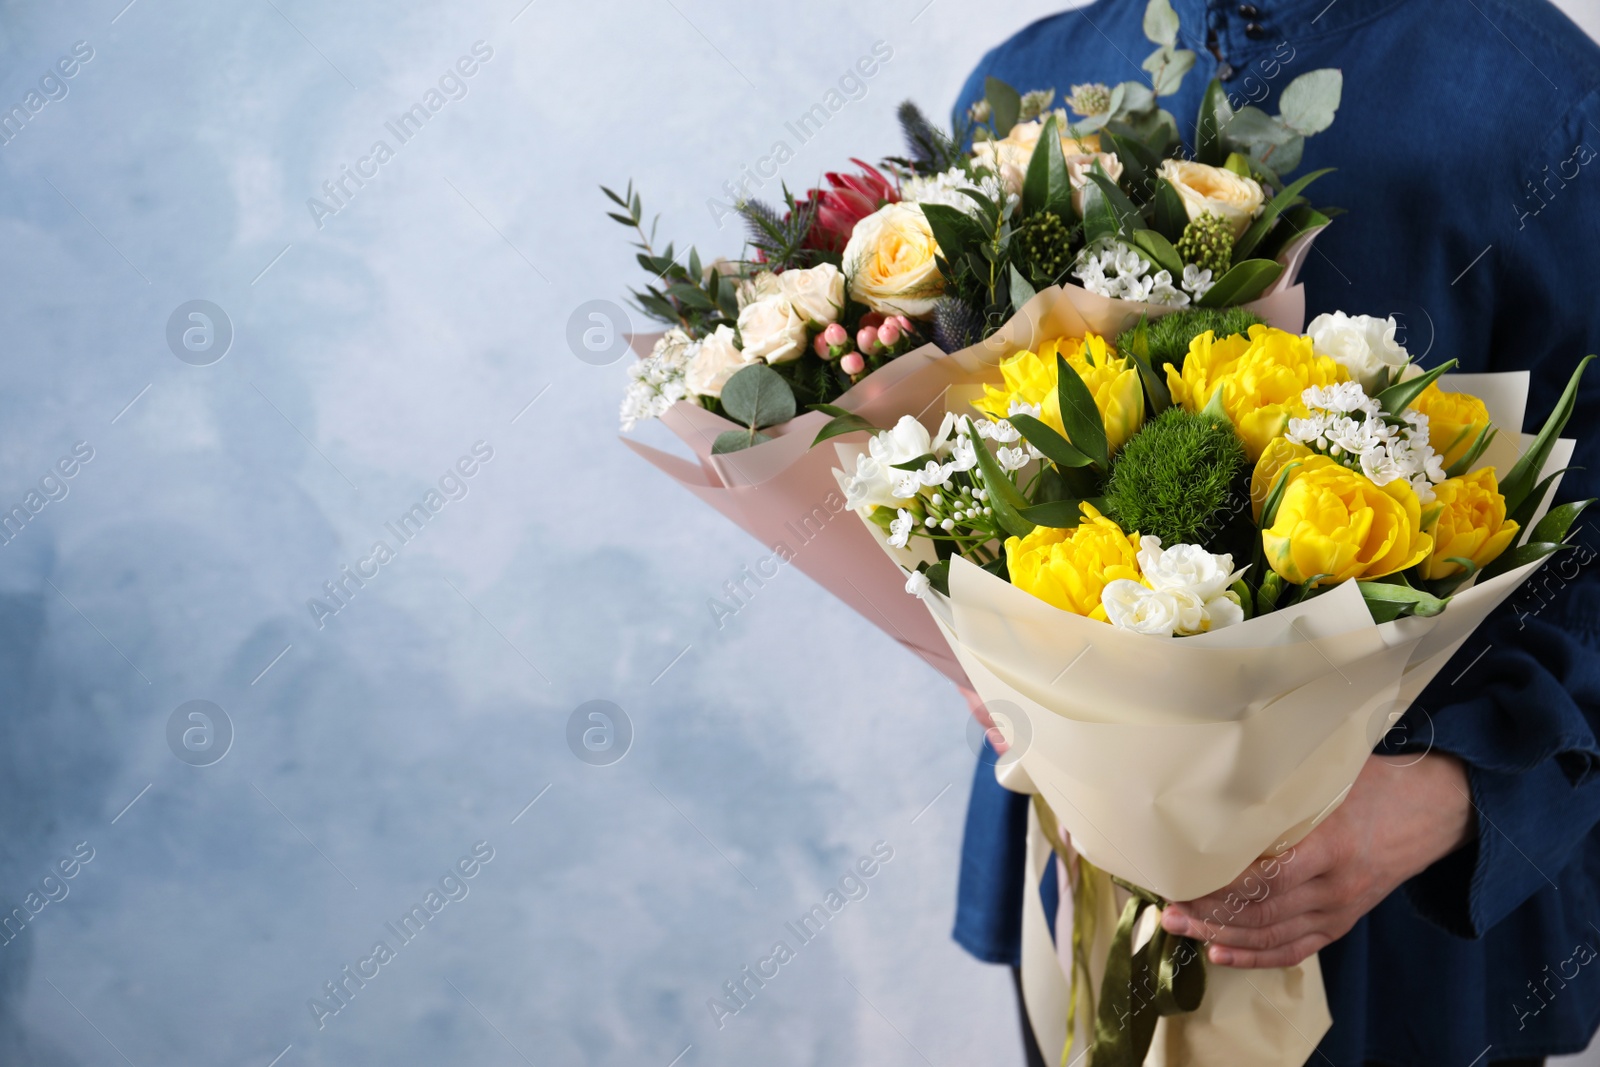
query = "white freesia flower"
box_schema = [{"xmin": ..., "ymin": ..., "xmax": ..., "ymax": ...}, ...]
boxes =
[
  {"xmin": 778, "ymin": 263, "xmax": 845, "ymax": 327},
  {"xmin": 1306, "ymin": 311, "xmax": 1410, "ymax": 391},
  {"xmin": 835, "ymin": 416, "xmax": 947, "ymax": 513},
  {"xmin": 684, "ymin": 324, "xmax": 753, "ymax": 399},
  {"xmin": 737, "ymin": 293, "xmax": 809, "ymax": 364},
  {"xmin": 888, "ymin": 508, "xmax": 915, "ymax": 548},
  {"xmin": 905, "ymin": 569, "xmax": 932, "ymax": 599},
  {"xmin": 1133, "ymin": 536, "xmax": 1247, "ymax": 635},
  {"xmin": 1102, "ymin": 580, "xmax": 1184, "ymax": 636}
]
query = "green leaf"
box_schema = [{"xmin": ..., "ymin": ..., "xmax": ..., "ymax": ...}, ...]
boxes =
[
  {"xmin": 1143, "ymin": 0, "xmax": 1180, "ymax": 46},
  {"xmin": 924, "ymin": 559, "xmax": 951, "ymax": 597},
  {"xmin": 1010, "ymin": 264, "xmax": 1037, "ymax": 313},
  {"xmin": 921, "ymin": 202, "xmax": 989, "ymax": 275},
  {"xmin": 1233, "ymin": 167, "xmax": 1333, "ymax": 260},
  {"xmin": 712, "ymin": 429, "xmax": 771, "ymax": 453},
  {"xmin": 1195, "ymin": 78, "xmax": 1228, "ymax": 166},
  {"xmin": 1018, "ymin": 499, "xmax": 1095, "ymax": 527},
  {"xmin": 1500, "ymin": 354, "xmax": 1596, "ymax": 514},
  {"xmin": 1259, "ymin": 460, "xmax": 1303, "ymax": 528},
  {"xmin": 1231, "ymin": 577, "xmax": 1254, "ymax": 620},
  {"xmin": 1197, "ymin": 259, "xmax": 1284, "ymax": 307},
  {"xmin": 1010, "ymin": 413, "xmax": 1095, "ymax": 468},
  {"xmin": 965, "ymin": 419, "xmax": 1036, "ymax": 538},
  {"xmin": 985, "ymin": 77, "xmax": 1022, "ymax": 137},
  {"xmin": 1479, "ymin": 541, "xmax": 1566, "ymax": 584},
  {"xmin": 1143, "ymin": 46, "xmax": 1196, "ymax": 96},
  {"xmin": 1223, "ymin": 106, "xmax": 1296, "ymax": 151},
  {"xmin": 1132, "ymin": 229, "xmax": 1184, "ymax": 276},
  {"xmin": 1443, "ymin": 424, "xmax": 1498, "ymax": 478},
  {"xmin": 1278, "ymin": 69, "xmax": 1343, "ymax": 137},
  {"xmin": 810, "ymin": 412, "xmax": 879, "ymax": 447},
  {"xmin": 1376, "ymin": 359, "xmax": 1458, "ymax": 416},
  {"xmin": 1256, "ymin": 570, "xmax": 1286, "ymax": 612},
  {"xmin": 1223, "ymin": 152, "xmax": 1253, "ymax": 176},
  {"xmin": 1505, "ymin": 467, "xmax": 1574, "ymax": 538},
  {"xmin": 1023, "ymin": 114, "xmax": 1074, "ymax": 218},
  {"xmin": 1086, "ymin": 166, "xmax": 1142, "ymax": 237},
  {"xmin": 1357, "ymin": 581, "xmax": 1451, "ymax": 621},
  {"xmin": 720, "ymin": 363, "xmax": 796, "ymax": 430},
  {"xmin": 1253, "ymin": 202, "xmax": 1332, "ymax": 262},
  {"xmin": 1099, "ymin": 129, "xmax": 1159, "ymax": 198},
  {"xmin": 1056, "ymin": 353, "xmax": 1110, "ymax": 467},
  {"xmin": 1151, "ymin": 179, "xmax": 1189, "ymax": 242},
  {"xmin": 1530, "ymin": 499, "xmax": 1593, "ymax": 545}
]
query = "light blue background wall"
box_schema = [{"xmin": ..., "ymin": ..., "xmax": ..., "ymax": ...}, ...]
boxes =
[{"xmin": 0, "ymin": 2, "xmax": 1595, "ymax": 1066}]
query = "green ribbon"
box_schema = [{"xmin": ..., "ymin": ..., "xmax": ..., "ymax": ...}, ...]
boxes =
[
  {"xmin": 1089, "ymin": 876, "xmax": 1206, "ymax": 1067},
  {"xmin": 1029, "ymin": 797, "xmax": 1206, "ymax": 1067}
]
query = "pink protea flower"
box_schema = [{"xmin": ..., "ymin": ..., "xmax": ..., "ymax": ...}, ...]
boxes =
[{"xmin": 801, "ymin": 160, "xmax": 899, "ymax": 254}]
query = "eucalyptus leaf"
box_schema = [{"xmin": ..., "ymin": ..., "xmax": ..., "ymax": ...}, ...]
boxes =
[
  {"xmin": 1143, "ymin": 46, "xmax": 1196, "ymax": 96},
  {"xmin": 1223, "ymin": 106, "xmax": 1296, "ymax": 148},
  {"xmin": 1142, "ymin": 0, "xmax": 1180, "ymax": 47},
  {"xmin": 712, "ymin": 429, "xmax": 771, "ymax": 454},
  {"xmin": 1278, "ymin": 69, "xmax": 1343, "ymax": 137},
  {"xmin": 1116, "ymin": 81, "xmax": 1156, "ymax": 115},
  {"xmin": 720, "ymin": 363, "xmax": 796, "ymax": 430}
]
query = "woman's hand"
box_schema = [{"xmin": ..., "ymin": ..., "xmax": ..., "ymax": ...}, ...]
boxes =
[{"xmin": 1159, "ymin": 753, "xmax": 1475, "ymax": 969}]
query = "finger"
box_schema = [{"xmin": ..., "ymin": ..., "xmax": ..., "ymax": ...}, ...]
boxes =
[
  {"xmin": 1194, "ymin": 911, "xmax": 1326, "ymax": 951},
  {"xmin": 1207, "ymin": 932, "xmax": 1330, "ymax": 970},
  {"xmin": 1164, "ymin": 844, "xmax": 1325, "ymax": 931},
  {"xmin": 1164, "ymin": 880, "xmax": 1331, "ymax": 936}
]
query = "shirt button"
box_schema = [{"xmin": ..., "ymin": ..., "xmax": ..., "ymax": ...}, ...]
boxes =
[
  {"xmin": 1238, "ymin": 3, "xmax": 1261, "ymax": 15},
  {"xmin": 1244, "ymin": 21, "xmax": 1268, "ymax": 38}
]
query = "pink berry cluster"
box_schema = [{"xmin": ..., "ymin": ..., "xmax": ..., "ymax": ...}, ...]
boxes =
[{"xmin": 812, "ymin": 313, "xmax": 917, "ymax": 378}]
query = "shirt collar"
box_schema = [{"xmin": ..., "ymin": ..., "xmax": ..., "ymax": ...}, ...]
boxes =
[{"xmin": 1170, "ymin": 0, "xmax": 1409, "ymax": 58}]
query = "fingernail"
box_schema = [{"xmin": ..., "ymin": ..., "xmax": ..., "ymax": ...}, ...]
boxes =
[
  {"xmin": 1161, "ymin": 912, "xmax": 1187, "ymax": 935},
  {"xmin": 1210, "ymin": 947, "xmax": 1232, "ymax": 965}
]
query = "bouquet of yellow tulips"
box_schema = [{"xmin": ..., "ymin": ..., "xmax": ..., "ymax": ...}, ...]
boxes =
[{"xmin": 829, "ymin": 304, "xmax": 1593, "ymax": 1066}]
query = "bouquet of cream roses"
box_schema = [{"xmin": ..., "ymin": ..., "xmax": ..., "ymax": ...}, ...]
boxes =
[
  {"xmin": 611, "ymin": 0, "xmax": 1342, "ymax": 451},
  {"xmin": 834, "ymin": 304, "xmax": 1593, "ymax": 1066}
]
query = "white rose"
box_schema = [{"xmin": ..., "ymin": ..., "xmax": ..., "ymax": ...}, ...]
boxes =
[
  {"xmin": 842, "ymin": 202, "xmax": 945, "ymax": 318},
  {"xmin": 737, "ymin": 294, "xmax": 809, "ymax": 365},
  {"xmin": 1157, "ymin": 159, "xmax": 1265, "ymax": 241},
  {"xmin": 1306, "ymin": 311, "xmax": 1410, "ymax": 391},
  {"xmin": 1064, "ymin": 152, "xmax": 1125, "ymax": 216},
  {"xmin": 1101, "ymin": 580, "xmax": 1181, "ymax": 637},
  {"xmin": 737, "ymin": 271, "xmax": 783, "ymax": 310},
  {"xmin": 779, "ymin": 263, "xmax": 845, "ymax": 327},
  {"xmin": 684, "ymin": 325, "xmax": 752, "ymax": 398}
]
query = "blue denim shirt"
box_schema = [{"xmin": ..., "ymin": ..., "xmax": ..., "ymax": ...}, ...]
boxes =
[{"xmin": 949, "ymin": 1, "xmax": 1600, "ymax": 1062}]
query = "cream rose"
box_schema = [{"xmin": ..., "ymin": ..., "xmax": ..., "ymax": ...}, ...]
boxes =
[
  {"xmin": 685, "ymin": 325, "xmax": 753, "ymax": 398},
  {"xmin": 1157, "ymin": 160, "xmax": 1265, "ymax": 241},
  {"xmin": 1065, "ymin": 152, "xmax": 1125, "ymax": 216},
  {"xmin": 842, "ymin": 202, "xmax": 945, "ymax": 318},
  {"xmin": 976, "ymin": 115, "xmax": 1104, "ymax": 197},
  {"xmin": 1306, "ymin": 311, "xmax": 1409, "ymax": 391},
  {"xmin": 736, "ymin": 294, "xmax": 808, "ymax": 364},
  {"xmin": 778, "ymin": 263, "xmax": 845, "ymax": 327}
]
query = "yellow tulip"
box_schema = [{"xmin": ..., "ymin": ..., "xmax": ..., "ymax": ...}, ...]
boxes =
[
  {"xmin": 974, "ymin": 334, "xmax": 1145, "ymax": 453},
  {"xmin": 1261, "ymin": 456, "xmax": 1434, "ymax": 587},
  {"xmin": 1250, "ymin": 437, "xmax": 1313, "ymax": 522},
  {"xmin": 1166, "ymin": 325, "xmax": 1349, "ymax": 460},
  {"xmin": 1410, "ymin": 381, "xmax": 1493, "ymax": 470},
  {"xmin": 1004, "ymin": 503, "xmax": 1142, "ymax": 619},
  {"xmin": 1420, "ymin": 467, "xmax": 1520, "ymax": 580}
]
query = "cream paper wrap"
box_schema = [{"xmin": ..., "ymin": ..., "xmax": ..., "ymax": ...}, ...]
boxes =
[{"xmin": 845, "ymin": 370, "xmax": 1574, "ymax": 1066}]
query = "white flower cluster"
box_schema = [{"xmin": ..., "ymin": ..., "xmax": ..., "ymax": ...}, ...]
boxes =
[
  {"xmin": 835, "ymin": 413, "xmax": 977, "ymax": 513},
  {"xmin": 1286, "ymin": 381, "xmax": 1447, "ymax": 502},
  {"xmin": 1101, "ymin": 538, "xmax": 1246, "ymax": 637},
  {"xmin": 619, "ymin": 328, "xmax": 695, "ymax": 431},
  {"xmin": 1071, "ymin": 241, "xmax": 1213, "ymax": 307},
  {"xmin": 901, "ymin": 165, "xmax": 1013, "ymax": 217},
  {"xmin": 1306, "ymin": 311, "xmax": 1408, "ymax": 391}
]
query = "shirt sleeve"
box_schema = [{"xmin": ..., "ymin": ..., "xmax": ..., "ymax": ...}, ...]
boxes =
[{"xmin": 1388, "ymin": 86, "xmax": 1600, "ymax": 939}]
